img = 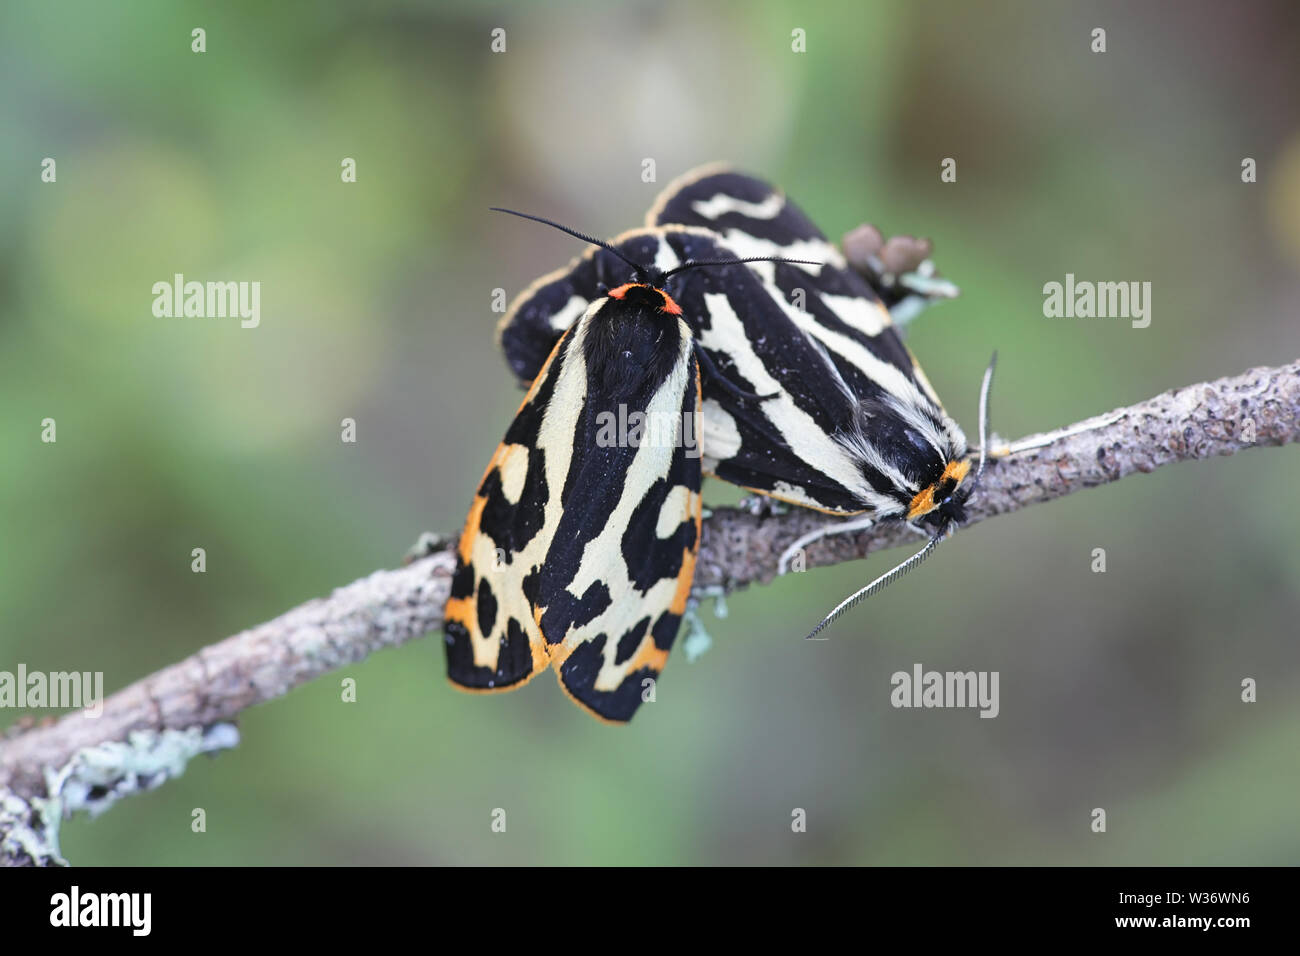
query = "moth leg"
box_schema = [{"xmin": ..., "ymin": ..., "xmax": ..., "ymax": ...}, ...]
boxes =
[
  {"xmin": 887, "ymin": 296, "xmax": 927, "ymax": 330},
  {"xmin": 693, "ymin": 342, "xmax": 777, "ymax": 402},
  {"xmin": 778, "ymin": 514, "xmax": 878, "ymax": 575},
  {"xmin": 897, "ymin": 262, "xmax": 960, "ymax": 303},
  {"xmin": 738, "ymin": 493, "xmax": 790, "ymax": 517},
  {"xmin": 979, "ymin": 432, "xmax": 1015, "ymax": 460},
  {"xmin": 992, "ymin": 410, "xmax": 1129, "ymax": 458},
  {"xmin": 402, "ymin": 531, "xmax": 454, "ymax": 565}
]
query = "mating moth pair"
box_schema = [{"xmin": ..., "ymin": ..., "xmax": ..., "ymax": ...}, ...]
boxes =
[{"xmin": 443, "ymin": 164, "xmax": 993, "ymax": 722}]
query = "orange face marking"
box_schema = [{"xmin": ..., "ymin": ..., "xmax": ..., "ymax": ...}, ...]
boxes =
[
  {"xmin": 906, "ymin": 458, "xmax": 972, "ymax": 520},
  {"xmin": 942, "ymin": 459, "xmax": 971, "ymax": 484},
  {"xmin": 658, "ymin": 291, "xmax": 682, "ymax": 315},
  {"xmin": 906, "ymin": 485, "xmax": 938, "ymax": 520},
  {"xmin": 606, "ymin": 283, "xmax": 682, "ymax": 315}
]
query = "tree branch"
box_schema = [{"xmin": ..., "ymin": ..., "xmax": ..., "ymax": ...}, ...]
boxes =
[{"xmin": 3, "ymin": 357, "xmax": 1298, "ymax": 865}]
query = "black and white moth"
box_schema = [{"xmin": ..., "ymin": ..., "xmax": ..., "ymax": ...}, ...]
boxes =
[
  {"xmin": 446, "ymin": 211, "xmax": 813, "ymax": 721},
  {"xmin": 498, "ymin": 164, "xmax": 994, "ymax": 640}
]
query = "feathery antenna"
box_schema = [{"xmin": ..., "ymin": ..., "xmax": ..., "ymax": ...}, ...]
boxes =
[
  {"xmin": 800, "ymin": 353, "xmax": 998, "ymax": 639},
  {"xmin": 803, "ymin": 529, "xmax": 947, "ymax": 640}
]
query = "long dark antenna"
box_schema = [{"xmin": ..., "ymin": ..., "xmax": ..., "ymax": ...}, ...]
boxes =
[
  {"xmin": 492, "ymin": 207, "xmax": 825, "ymax": 287},
  {"xmin": 662, "ymin": 256, "xmax": 823, "ymax": 279},
  {"xmin": 490, "ymin": 207, "xmax": 648, "ymax": 279}
]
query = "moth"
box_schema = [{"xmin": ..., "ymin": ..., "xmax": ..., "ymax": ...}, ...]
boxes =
[
  {"xmin": 446, "ymin": 210, "xmax": 811, "ymax": 721},
  {"xmin": 498, "ymin": 164, "xmax": 994, "ymax": 641}
]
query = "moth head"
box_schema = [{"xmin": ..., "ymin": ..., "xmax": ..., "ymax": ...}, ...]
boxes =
[
  {"xmin": 907, "ymin": 458, "xmax": 971, "ymax": 532},
  {"xmin": 606, "ymin": 282, "xmax": 683, "ymax": 316},
  {"xmin": 803, "ymin": 353, "xmax": 998, "ymax": 640},
  {"xmin": 905, "ymin": 352, "xmax": 997, "ymax": 535}
]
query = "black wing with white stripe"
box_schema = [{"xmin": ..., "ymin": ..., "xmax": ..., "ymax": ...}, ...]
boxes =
[{"xmin": 497, "ymin": 170, "xmax": 970, "ymax": 521}]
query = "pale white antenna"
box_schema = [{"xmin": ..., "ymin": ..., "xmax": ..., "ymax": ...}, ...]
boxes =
[
  {"xmin": 801, "ymin": 352, "xmax": 998, "ymax": 641},
  {"xmin": 802, "ymin": 532, "xmax": 945, "ymax": 640},
  {"xmin": 973, "ymin": 351, "xmax": 997, "ymax": 488}
]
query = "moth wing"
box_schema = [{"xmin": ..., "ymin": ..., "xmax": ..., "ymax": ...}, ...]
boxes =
[
  {"xmin": 533, "ymin": 315, "xmax": 703, "ymax": 722},
  {"xmin": 650, "ymin": 231, "xmax": 900, "ymax": 514},
  {"xmin": 444, "ymin": 331, "xmax": 577, "ymax": 692},
  {"xmin": 494, "ymin": 219, "xmax": 945, "ymax": 516},
  {"xmin": 650, "ymin": 170, "xmax": 966, "ymax": 505},
  {"xmin": 497, "ymin": 228, "xmax": 883, "ymax": 513},
  {"xmin": 496, "ymin": 262, "xmax": 588, "ymax": 391},
  {"xmin": 647, "ymin": 165, "xmax": 947, "ymax": 411},
  {"xmin": 647, "ymin": 163, "xmax": 827, "ymax": 249}
]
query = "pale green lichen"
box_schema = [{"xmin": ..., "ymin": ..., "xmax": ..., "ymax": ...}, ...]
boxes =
[
  {"xmin": 403, "ymin": 531, "xmax": 454, "ymax": 563},
  {"xmin": 681, "ymin": 587, "xmax": 730, "ymax": 663},
  {"xmin": 1, "ymin": 723, "xmax": 238, "ymax": 866},
  {"xmin": 1, "ymin": 788, "xmax": 65, "ymax": 866},
  {"xmin": 681, "ymin": 608, "xmax": 712, "ymax": 663}
]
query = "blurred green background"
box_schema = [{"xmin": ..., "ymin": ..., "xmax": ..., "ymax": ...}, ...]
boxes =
[{"xmin": 3, "ymin": 0, "xmax": 1298, "ymax": 865}]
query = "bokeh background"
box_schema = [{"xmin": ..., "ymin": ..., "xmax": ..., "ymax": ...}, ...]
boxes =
[{"xmin": 3, "ymin": 0, "xmax": 1298, "ymax": 865}]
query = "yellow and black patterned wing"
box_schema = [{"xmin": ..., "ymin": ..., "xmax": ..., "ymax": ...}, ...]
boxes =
[
  {"xmin": 447, "ymin": 286, "xmax": 702, "ymax": 722},
  {"xmin": 443, "ymin": 333, "xmax": 566, "ymax": 693}
]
